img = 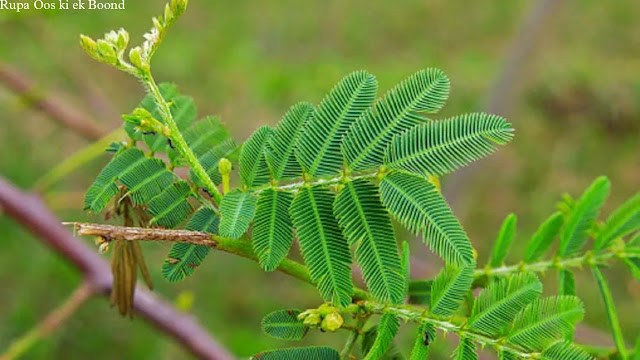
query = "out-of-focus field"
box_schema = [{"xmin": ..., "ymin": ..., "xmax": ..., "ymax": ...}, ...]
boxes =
[{"xmin": 0, "ymin": 0, "xmax": 639, "ymax": 358}]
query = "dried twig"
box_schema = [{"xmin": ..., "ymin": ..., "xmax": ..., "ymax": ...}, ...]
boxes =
[
  {"xmin": 66, "ymin": 222, "xmax": 217, "ymax": 246},
  {"xmin": 0, "ymin": 176, "xmax": 234, "ymax": 360}
]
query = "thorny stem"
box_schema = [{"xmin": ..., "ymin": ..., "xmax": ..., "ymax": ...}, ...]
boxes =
[
  {"xmin": 66, "ymin": 222, "xmax": 625, "ymax": 358},
  {"xmin": 252, "ymin": 171, "xmax": 380, "ymax": 195},
  {"xmin": 0, "ymin": 282, "xmax": 94, "ymax": 360},
  {"xmin": 354, "ymin": 302, "xmax": 540, "ymax": 359},
  {"xmin": 474, "ymin": 249, "xmax": 635, "ymax": 283},
  {"xmin": 140, "ymin": 73, "xmax": 223, "ymax": 204}
]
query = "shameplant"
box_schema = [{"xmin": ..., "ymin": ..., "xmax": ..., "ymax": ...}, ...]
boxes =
[{"xmin": 73, "ymin": 1, "xmax": 640, "ymax": 359}]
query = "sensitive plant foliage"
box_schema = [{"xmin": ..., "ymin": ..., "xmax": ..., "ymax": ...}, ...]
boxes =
[{"xmin": 78, "ymin": 1, "xmax": 640, "ymax": 359}]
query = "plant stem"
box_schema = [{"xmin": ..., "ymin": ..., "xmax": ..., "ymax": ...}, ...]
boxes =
[
  {"xmin": 341, "ymin": 316, "xmax": 367, "ymax": 359},
  {"xmin": 68, "ymin": 221, "xmax": 622, "ymax": 358},
  {"xmin": 252, "ymin": 171, "xmax": 379, "ymax": 195},
  {"xmin": 140, "ymin": 73, "xmax": 222, "ymax": 204},
  {"xmin": 66, "ymin": 222, "xmax": 372, "ymax": 301},
  {"xmin": 0, "ymin": 282, "xmax": 94, "ymax": 360},
  {"xmin": 33, "ymin": 128, "xmax": 126, "ymax": 192},
  {"xmin": 474, "ymin": 249, "xmax": 633, "ymax": 282}
]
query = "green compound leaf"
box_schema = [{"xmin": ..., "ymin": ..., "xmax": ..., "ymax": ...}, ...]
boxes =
[
  {"xmin": 595, "ymin": 191, "xmax": 640, "ymax": 250},
  {"xmin": 261, "ymin": 309, "xmax": 308, "ymax": 340},
  {"xmin": 296, "ymin": 71, "xmax": 377, "ymax": 177},
  {"xmin": 468, "ymin": 273, "xmax": 542, "ymax": 337},
  {"xmin": 488, "ymin": 213, "xmax": 517, "ymax": 267},
  {"xmin": 120, "ymin": 157, "xmax": 176, "ymax": 205},
  {"xmin": 148, "ymin": 181, "xmax": 193, "ymax": 228},
  {"xmin": 219, "ymin": 189, "xmax": 257, "ymax": 239},
  {"xmin": 558, "ymin": 270, "xmax": 576, "ymax": 296},
  {"xmin": 361, "ymin": 325, "xmax": 404, "ymax": 360},
  {"xmin": 408, "ymin": 280, "xmax": 432, "ymax": 305},
  {"xmin": 384, "ymin": 113, "xmax": 513, "ymax": 177},
  {"xmin": 559, "ymin": 176, "xmax": 610, "ymax": 257},
  {"xmin": 84, "ymin": 147, "xmax": 147, "ymax": 213},
  {"xmin": 498, "ymin": 350, "xmax": 517, "ymax": 360},
  {"xmin": 334, "ymin": 179, "xmax": 404, "ymax": 304},
  {"xmin": 453, "ymin": 337, "xmax": 477, "ymax": 360},
  {"xmin": 250, "ymin": 346, "xmax": 340, "ymax": 360},
  {"xmin": 507, "ymin": 296, "xmax": 584, "ymax": 351},
  {"xmin": 240, "ymin": 126, "xmax": 273, "ymax": 187},
  {"xmin": 290, "ymin": 186, "xmax": 353, "ymax": 307},
  {"xmin": 362, "ymin": 313, "xmax": 401, "ymax": 360},
  {"xmin": 379, "ymin": 171, "xmax": 474, "ymax": 265},
  {"xmin": 253, "ymin": 189, "xmax": 294, "ymax": 271},
  {"xmin": 190, "ymin": 138, "xmax": 237, "ymax": 187},
  {"xmin": 343, "ymin": 68, "xmax": 450, "ymax": 171},
  {"xmin": 429, "ymin": 264, "xmax": 474, "ymax": 317},
  {"xmin": 524, "ymin": 212, "xmax": 564, "ymax": 263},
  {"xmin": 401, "ymin": 241, "xmax": 410, "ymax": 297},
  {"xmin": 266, "ymin": 102, "xmax": 313, "ymax": 180},
  {"xmin": 409, "ymin": 323, "xmax": 435, "ymax": 360},
  {"xmin": 182, "ymin": 116, "xmax": 230, "ymax": 156},
  {"xmin": 162, "ymin": 207, "xmax": 218, "ymax": 282},
  {"xmin": 541, "ymin": 341, "xmax": 594, "ymax": 360}
]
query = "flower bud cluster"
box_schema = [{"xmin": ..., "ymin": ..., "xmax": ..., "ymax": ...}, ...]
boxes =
[
  {"xmin": 79, "ymin": 0, "xmax": 189, "ymax": 75},
  {"xmin": 122, "ymin": 108, "xmax": 170, "ymax": 137},
  {"xmin": 297, "ymin": 304, "xmax": 344, "ymax": 332}
]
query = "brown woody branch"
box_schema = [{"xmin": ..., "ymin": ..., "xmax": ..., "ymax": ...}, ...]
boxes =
[
  {"xmin": 0, "ymin": 176, "xmax": 233, "ymax": 360},
  {"xmin": 0, "ymin": 63, "xmax": 105, "ymax": 140}
]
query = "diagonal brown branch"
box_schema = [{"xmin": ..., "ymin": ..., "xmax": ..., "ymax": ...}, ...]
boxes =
[
  {"xmin": 0, "ymin": 63, "xmax": 106, "ymax": 140},
  {"xmin": 0, "ymin": 176, "xmax": 233, "ymax": 360}
]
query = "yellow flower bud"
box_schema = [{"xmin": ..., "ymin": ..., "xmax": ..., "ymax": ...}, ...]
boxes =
[
  {"xmin": 97, "ymin": 39, "xmax": 117, "ymax": 63},
  {"xmin": 321, "ymin": 312, "xmax": 343, "ymax": 332},
  {"xmin": 218, "ymin": 158, "xmax": 232, "ymax": 175},
  {"xmin": 302, "ymin": 313, "xmax": 321, "ymax": 327},
  {"xmin": 79, "ymin": 35, "xmax": 98, "ymax": 56},
  {"xmin": 317, "ymin": 303, "xmax": 334, "ymax": 316}
]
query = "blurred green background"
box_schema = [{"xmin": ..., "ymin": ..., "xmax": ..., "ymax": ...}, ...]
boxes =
[{"xmin": 1, "ymin": 0, "xmax": 639, "ymax": 358}]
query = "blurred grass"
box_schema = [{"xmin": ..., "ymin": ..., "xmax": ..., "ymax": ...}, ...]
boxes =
[{"xmin": 1, "ymin": 0, "xmax": 639, "ymax": 358}]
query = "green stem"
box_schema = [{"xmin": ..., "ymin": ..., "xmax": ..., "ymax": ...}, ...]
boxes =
[
  {"xmin": 211, "ymin": 234, "xmax": 372, "ymax": 301},
  {"xmin": 341, "ymin": 316, "xmax": 367, "ymax": 359},
  {"xmin": 592, "ymin": 265, "xmax": 628, "ymax": 359},
  {"xmin": 70, "ymin": 221, "xmax": 620, "ymax": 359},
  {"xmin": 474, "ymin": 248, "xmax": 635, "ymax": 283},
  {"xmin": 252, "ymin": 171, "xmax": 379, "ymax": 195},
  {"xmin": 140, "ymin": 73, "xmax": 223, "ymax": 204},
  {"xmin": 33, "ymin": 128, "xmax": 126, "ymax": 192}
]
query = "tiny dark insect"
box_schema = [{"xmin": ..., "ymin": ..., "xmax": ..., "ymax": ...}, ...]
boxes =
[
  {"xmin": 142, "ymin": 131, "xmax": 157, "ymax": 135},
  {"xmin": 423, "ymin": 330, "xmax": 430, "ymax": 346},
  {"xmin": 167, "ymin": 138, "xmax": 175, "ymax": 149},
  {"xmin": 202, "ymin": 188, "xmax": 213, "ymax": 197}
]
